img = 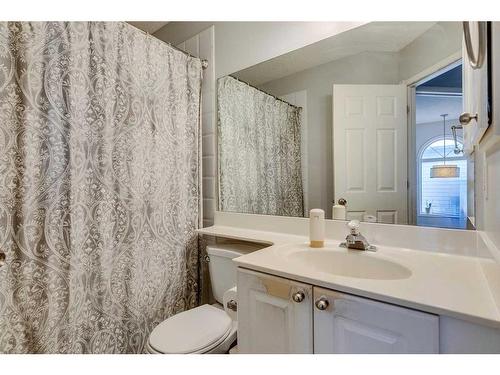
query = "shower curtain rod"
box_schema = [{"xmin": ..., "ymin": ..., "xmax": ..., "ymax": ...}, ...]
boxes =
[
  {"xmin": 126, "ymin": 22, "xmax": 208, "ymax": 70},
  {"xmin": 227, "ymin": 75, "xmax": 302, "ymax": 110}
]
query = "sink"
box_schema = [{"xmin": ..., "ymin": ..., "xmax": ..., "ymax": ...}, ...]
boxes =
[{"xmin": 287, "ymin": 248, "xmax": 412, "ymax": 280}]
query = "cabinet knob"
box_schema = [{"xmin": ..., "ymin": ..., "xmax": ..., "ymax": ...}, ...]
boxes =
[
  {"xmin": 315, "ymin": 297, "xmax": 329, "ymax": 311},
  {"xmin": 292, "ymin": 291, "xmax": 305, "ymax": 303}
]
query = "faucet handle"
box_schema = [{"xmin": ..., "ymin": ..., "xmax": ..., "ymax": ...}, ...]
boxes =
[{"xmin": 347, "ymin": 220, "xmax": 360, "ymax": 235}]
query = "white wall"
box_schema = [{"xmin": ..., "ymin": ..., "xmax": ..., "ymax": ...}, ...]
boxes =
[
  {"xmin": 154, "ymin": 22, "xmax": 214, "ymax": 46},
  {"xmin": 258, "ymin": 51, "xmax": 400, "ymax": 217},
  {"xmin": 399, "ymin": 22, "xmax": 462, "ymax": 82}
]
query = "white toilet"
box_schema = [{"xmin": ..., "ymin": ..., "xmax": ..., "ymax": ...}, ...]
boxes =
[{"xmin": 146, "ymin": 242, "xmax": 259, "ymax": 354}]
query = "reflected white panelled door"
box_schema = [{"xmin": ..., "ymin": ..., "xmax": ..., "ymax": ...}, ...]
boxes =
[{"xmin": 333, "ymin": 84, "xmax": 408, "ymax": 224}]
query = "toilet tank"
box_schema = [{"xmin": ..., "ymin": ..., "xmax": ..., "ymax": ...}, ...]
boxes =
[{"xmin": 206, "ymin": 242, "xmax": 262, "ymax": 304}]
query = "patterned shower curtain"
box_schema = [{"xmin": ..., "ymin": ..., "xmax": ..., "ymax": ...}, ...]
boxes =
[
  {"xmin": 217, "ymin": 76, "xmax": 304, "ymax": 217},
  {"xmin": 0, "ymin": 22, "xmax": 202, "ymax": 353}
]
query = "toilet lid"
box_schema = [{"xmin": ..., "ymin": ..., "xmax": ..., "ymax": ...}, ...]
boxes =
[{"xmin": 149, "ymin": 304, "xmax": 232, "ymax": 354}]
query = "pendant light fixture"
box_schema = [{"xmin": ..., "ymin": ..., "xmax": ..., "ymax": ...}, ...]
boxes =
[{"xmin": 430, "ymin": 114, "xmax": 460, "ymax": 178}]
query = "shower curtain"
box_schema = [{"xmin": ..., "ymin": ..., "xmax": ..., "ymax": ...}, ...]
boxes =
[
  {"xmin": 0, "ymin": 22, "xmax": 202, "ymax": 353},
  {"xmin": 217, "ymin": 76, "xmax": 304, "ymax": 217}
]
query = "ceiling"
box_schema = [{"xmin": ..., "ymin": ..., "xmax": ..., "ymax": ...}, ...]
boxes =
[
  {"xmin": 418, "ymin": 64, "xmax": 462, "ymax": 91},
  {"xmin": 416, "ymin": 64, "xmax": 463, "ymax": 124},
  {"xmin": 127, "ymin": 22, "xmax": 169, "ymax": 34},
  {"xmin": 416, "ymin": 95, "xmax": 462, "ymax": 125},
  {"xmin": 233, "ymin": 22, "xmax": 438, "ymax": 86}
]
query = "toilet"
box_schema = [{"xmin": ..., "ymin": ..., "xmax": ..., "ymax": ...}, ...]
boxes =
[{"xmin": 146, "ymin": 242, "xmax": 259, "ymax": 354}]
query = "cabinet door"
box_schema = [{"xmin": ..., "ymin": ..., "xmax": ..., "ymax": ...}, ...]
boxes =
[
  {"xmin": 237, "ymin": 268, "xmax": 313, "ymax": 353},
  {"xmin": 313, "ymin": 287, "xmax": 439, "ymax": 353}
]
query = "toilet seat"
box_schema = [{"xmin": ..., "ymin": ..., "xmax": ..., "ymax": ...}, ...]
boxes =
[
  {"xmin": 148, "ymin": 304, "xmax": 233, "ymax": 354},
  {"xmin": 146, "ymin": 324, "xmax": 234, "ymax": 354}
]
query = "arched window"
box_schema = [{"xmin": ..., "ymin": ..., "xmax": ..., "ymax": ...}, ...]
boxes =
[{"xmin": 418, "ymin": 138, "xmax": 467, "ymax": 218}]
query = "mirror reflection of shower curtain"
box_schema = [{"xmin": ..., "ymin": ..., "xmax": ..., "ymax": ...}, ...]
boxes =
[
  {"xmin": 217, "ymin": 76, "xmax": 304, "ymax": 217},
  {"xmin": 0, "ymin": 22, "xmax": 202, "ymax": 353}
]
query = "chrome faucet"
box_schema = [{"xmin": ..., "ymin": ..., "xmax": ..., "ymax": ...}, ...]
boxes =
[{"xmin": 340, "ymin": 220, "xmax": 376, "ymax": 251}]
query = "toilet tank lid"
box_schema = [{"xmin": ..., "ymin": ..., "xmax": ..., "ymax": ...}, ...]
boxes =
[{"xmin": 206, "ymin": 243, "xmax": 262, "ymax": 259}]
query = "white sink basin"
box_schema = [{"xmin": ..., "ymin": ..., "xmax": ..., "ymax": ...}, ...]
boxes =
[{"xmin": 287, "ymin": 248, "xmax": 412, "ymax": 280}]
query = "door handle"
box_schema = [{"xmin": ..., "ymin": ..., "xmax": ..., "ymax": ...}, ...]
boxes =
[
  {"xmin": 0, "ymin": 250, "xmax": 5, "ymax": 268},
  {"xmin": 459, "ymin": 112, "xmax": 478, "ymax": 126}
]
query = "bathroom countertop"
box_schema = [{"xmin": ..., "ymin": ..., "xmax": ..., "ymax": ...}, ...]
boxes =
[{"xmin": 198, "ymin": 225, "xmax": 500, "ymax": 329}]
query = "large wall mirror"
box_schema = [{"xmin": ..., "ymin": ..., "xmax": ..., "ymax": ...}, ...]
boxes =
[{"xmin": 217, "ymin": 22, "xmax": 475, "ymax": 230}]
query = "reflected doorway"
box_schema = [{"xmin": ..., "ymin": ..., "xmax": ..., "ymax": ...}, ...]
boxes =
[{"xmin": 411, "ymin": 61, "xmax": 472, "ymax": 229}]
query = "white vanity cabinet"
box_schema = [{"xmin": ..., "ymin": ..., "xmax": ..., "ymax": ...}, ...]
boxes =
[
  {"xmin": 237, "ymin": 268, "xmax": 313, "ymax": 353},
  {"xmin": 237, "ymin": 269, "xmax": 439, "ymax": 354},
  {"xmin": 313, "ymin": 286, "xmax": 439, "ymax": 353}
]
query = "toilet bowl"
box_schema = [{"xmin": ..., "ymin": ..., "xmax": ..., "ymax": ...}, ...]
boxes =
[{"xmin": 146, "ymin": 242, "xmax": 261, "ymax": 354}]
